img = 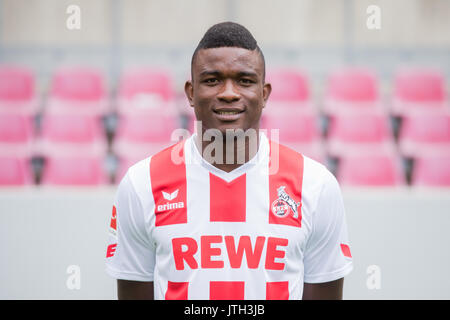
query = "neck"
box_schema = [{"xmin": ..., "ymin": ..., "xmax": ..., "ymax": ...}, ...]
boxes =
[{"xmin": 195, "ymin": 128, "xmax": 260, "ymax": 173}]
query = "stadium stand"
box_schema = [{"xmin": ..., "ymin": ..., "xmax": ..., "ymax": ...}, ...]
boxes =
[{"xmin": 0, "ymin": 62, "xmax": 448, "ymax": 187}]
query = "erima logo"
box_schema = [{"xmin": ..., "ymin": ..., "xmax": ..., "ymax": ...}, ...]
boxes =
[
  {"xmin": 162, "ymin": 189, "xmax": 179, "ymax": 201},
  {"xmin": 157, "ymin": 189, "xmax": 184, "ymax": 212}
]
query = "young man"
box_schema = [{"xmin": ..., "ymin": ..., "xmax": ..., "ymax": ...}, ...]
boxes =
[{"xmin": 105, "ymin": 22, "xmax": 353, "ymax": 300}]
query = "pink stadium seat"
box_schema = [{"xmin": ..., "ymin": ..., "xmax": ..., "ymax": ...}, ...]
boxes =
[
  {"xmin": 337, "ymin": 152, "xmax": 405, "ymax": 187},
  {"xmin": 37, "ymin": 113, "xmax": 107, "ymax": 156},
  {"xmin": 116, "ymin": 68, "xmax": 176, "ymax": 115},
  {"xmin": 47, "ymin": 66, "xmax": 108, "ymax": 115},
  {"xmin": 261, "ymin": 111, "xmax": 320, "ymax": 143},
  {"xmin": 392, "ymin": 68, "xmax": 447, "ymax": 116},
  {"xmin": 0, "ymin": 113, "xmax": 34, "ymax": 143},
  {"xmin": 113, "ymin": 113, "xmax": 179, "ymax": 158},
  {"xmin": 264, "ymin": 69, "xmax": 312, "ymax": 116},
  {"xmin": 412, "ymin": 154, "xmax": 450, "ymax": 187},
  {"xmin": 326, "ymin": 112, "xmax": 395, "ymax": 157},
  {"xmin": 41, "ymin": 155, "xmax": 108, "ymax": 185},
  {"xmin": 261, "ymin": 111, "xmax": 325, "ymax": 163},
  {"xmin": 0, "ymin": 65, "xmax": 38, "ymax": 115},
  {"xmin": 266, "ymin": 69, "xmax": 310, "ymax": 102},
  {"xmin": 398, "ymin": 110, "xmax": 450, "ymax": 157},
  {"xmin": 0, "ymin": 156, "xmax": 32, "ymax": 185},
  {"xmin": 323, "ymin": 67, "xmax": 381, "ymax": 115},
  {"xmin": 0, "ymin": 114, "xmax": 34, "ymax": 156}
]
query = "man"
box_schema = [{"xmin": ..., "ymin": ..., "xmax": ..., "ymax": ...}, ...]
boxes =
[{"xmin": 105, "ymin": 22, "xmax": 353, "ymax": 300}]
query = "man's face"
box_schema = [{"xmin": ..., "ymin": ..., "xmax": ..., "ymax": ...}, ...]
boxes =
[{"xmin": 185, "ymin": 47, "xmax": 271, "ymax": 135}]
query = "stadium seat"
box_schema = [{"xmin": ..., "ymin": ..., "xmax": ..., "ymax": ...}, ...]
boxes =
[
  {"xmin": 326, "ymin": 111, "xmax": 395, "ymax": 158},
  {"xmin": 40, "ymin": 155, "xmax": 109, "ymax": 186},
  {"xmin": 0, "ymin": 113, "xmax": 34, "ymax": 156},
  {"xmin": 46, "ymin": 66, "xmax": 108, "ymax": 116},
  {"xmin": 398, "ymin": 110, "xmax": 450, "ymax": 158},
  {"xmin": 336, "ymin": 152, "xmax": 406, "ymax": 187},
  {"xmin": 323, "ymin": 67, "xmax": 382, "ymax": 115},
  {"xmin": 36, "ymin": 113, "xmax": 107, "ymax": 156},
  {"xmin": 411, "ymin": 154, "xmax": 450, "ymax": 187},
  {"xmin": 116, "ymin": 68, "xmax": 176, "ymax": 115},
  {"xmin": 391, "ymin": 68, "xmax": 447, "ymax": 116},
  {"xmin": 113, "ymin": 113, "xmax": 180, "ymax": 158},
  {"xmin": 264, "ymin": 69, "xmax": 312, "ymax": 115},
  {"xmin": 0, "ymin": 65, "xmax": 38, "ymax": 115},
  {"xmin": 0, "ymin": 156, "xmax": 33, "ymax": 186}
]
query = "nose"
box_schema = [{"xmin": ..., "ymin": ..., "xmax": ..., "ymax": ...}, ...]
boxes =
[{"xmin": 217, "ymin": 79, "xmax": 240, "ymax": 102}]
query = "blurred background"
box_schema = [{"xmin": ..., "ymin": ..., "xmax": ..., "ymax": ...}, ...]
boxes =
[{"xmin": 0, "ymin": 0, "xmax": 449, "ymax": 299}]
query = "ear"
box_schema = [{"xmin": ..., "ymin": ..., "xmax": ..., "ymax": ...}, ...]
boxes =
[
  {"xmin": 262, "ymin": 82, "xmax": 272, "ymax": 109},
  {"xmin": 184, "ymin": 80, "xmax": 194, "ymax": 108}
]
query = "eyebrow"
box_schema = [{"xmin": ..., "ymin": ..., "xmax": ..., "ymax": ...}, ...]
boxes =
[{"xmin": 199, "ymin": 70, "xmax": 259, "ymax": 78}]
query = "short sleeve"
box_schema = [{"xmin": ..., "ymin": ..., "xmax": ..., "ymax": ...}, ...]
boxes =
[
  {"xmin": 303, "ymin": 169, "xmax": 353, "ymax": 283},
  {"xmin": 105, "ymin": 171, "xmax": 155, "ymax": 281}
]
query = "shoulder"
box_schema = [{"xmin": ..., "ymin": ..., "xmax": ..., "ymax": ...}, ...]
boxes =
[{"xmin": 121, "ymin": 156, "xmax": 152, "ymax": 206}]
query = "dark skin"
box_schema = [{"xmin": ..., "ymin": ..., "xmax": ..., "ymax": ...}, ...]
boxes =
[{"xmin": 118, "ymin": 46, "xmax": 344, "ymax": 300}]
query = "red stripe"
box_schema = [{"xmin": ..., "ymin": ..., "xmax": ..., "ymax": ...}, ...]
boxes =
[
  {"xmin": 268, "ymin": 141, "xmax": 303, "ymax": 228},
  {"xmin": 340, "ymin": 243, "xmax": 352, "ymax": 258},
  {"xmin": 266, "ymin": 281, "xmax": 289, "ymax": 300},
  {"xmin": 150, "ymin": 142, "xmax": 187, "ymax": 227},
  {"xmin": 165, "ymin": 281, "xmax": 189, "ymax": 300},
  {"xmin": 209, "ymin": 281, "xmax": 245, "ymax": 300},
  {"xmin": 209, "ymin": 173, "xmax": 246, "ymax": 222}
]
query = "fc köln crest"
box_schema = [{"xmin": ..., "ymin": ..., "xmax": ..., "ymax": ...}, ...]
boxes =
[{"xmin": 271, "ymin": 186, "xmax": 301, "ymax": 219}]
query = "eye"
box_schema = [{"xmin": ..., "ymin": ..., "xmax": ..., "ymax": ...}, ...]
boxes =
[
  {"xmin": 239, "ymin": 78, "xmax": 255, "ymax": 85},
  {"xmin": 203, "ymin": 78, "xmax": 219, "ymax": 85}
]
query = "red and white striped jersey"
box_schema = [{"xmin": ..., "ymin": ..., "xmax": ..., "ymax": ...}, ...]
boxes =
[{"xmin": 105, "ymin": 133, "xmax": 353, "ymax": 300}]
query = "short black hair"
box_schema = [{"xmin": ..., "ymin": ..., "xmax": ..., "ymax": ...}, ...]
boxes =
[{"xmin": 191, "ymin": 21, "xmax": 265, "ymax": 81}]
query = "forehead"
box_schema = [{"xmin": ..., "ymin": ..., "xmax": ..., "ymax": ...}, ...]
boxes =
[{"xmin": 193, "ymin": 47, "xmax": 263, "ymax": 76}]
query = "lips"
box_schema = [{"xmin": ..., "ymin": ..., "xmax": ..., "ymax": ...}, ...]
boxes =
[{"xmin": 213, "ymin": 108, "xmax": 245, "ymax": 121}]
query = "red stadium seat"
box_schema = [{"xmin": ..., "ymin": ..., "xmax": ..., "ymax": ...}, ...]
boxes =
[
  {"xmin": 116, "ymin": 68, "xmax": 176, "ymax": 115},
  {"xmin": 37, "ymin": 113, "xmax": 107, "ymax": 156},
  {"xmin": 0, "ymin": 156, "xmax": 33, "ymax": 186},
  {"xmin": 412, "ymin": 154, "xmax": 450, "ymax": 187},
  {"xmin": 41, "ymin": 155, "xmax": 109, "ymax": 185},
  {"xmin": 392, "ymin": 68, "xmax": 447, "ymax": 116},
  {"xmin": 0, "ymin": 65, "xmax": 38, "ymax": 115},
  {"xmin": 113, "ymin": 113, "xmax": 180, "ymax": 158},
  {"xmin": 398, "ymin": 110, "xmax": 450, "ymax": 158},
  {"xmin": 336, "ymin": 152, "xmax": 406, "ymax": 187},
  {"xmin": 47, "ymin": 66, "xmax": 108, "ymax": 116},
  {"xmin": 326, "ymin": 112, "xmax": 395, "ymax": 158},
  {"xmin": 323, "ymin": 67, "xmax": 382, "ymax": 115}
]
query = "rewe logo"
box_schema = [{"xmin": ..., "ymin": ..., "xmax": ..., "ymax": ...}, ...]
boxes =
[
  {"xmin": 162, "ymin": 189, "xmax": 179, "ymax": 201},
  {"xmin": 158, "ymin": 189, "xmax": 184, "ymax": 212}
]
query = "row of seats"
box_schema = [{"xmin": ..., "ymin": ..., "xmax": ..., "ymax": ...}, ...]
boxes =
[
  {"xmin": 0, "ymin": 65, "xmax": 447, "ymax": 116},
  {"xmin": 0, "ymin": 65, "xmax": 449, "ymax": 187},
  {"xmin": 2, "ymin": 109, "xmax": 449, "ymax": 157},
  {"xmin": 1, "ymin": 150, "xmax": 449, "ymax": 187}
]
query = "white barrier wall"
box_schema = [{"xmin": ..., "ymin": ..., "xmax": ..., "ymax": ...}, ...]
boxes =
[{"xmin": 0, "ymin": 187, "xmax": 449, "ymax": 300}]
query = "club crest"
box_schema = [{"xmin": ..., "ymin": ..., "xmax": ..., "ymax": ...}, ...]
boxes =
[{"xmin": 271, "ymin": 186, "xmax": 301, "ymax": 219}]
